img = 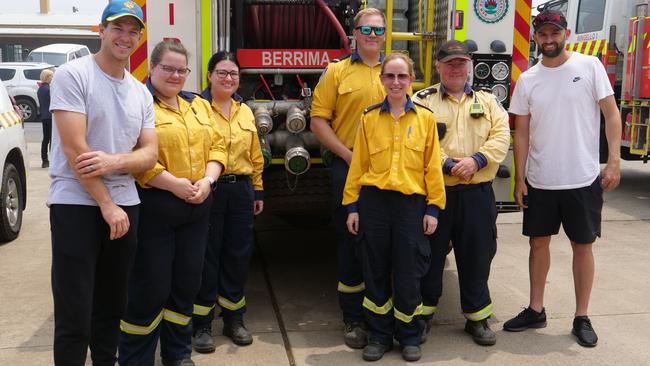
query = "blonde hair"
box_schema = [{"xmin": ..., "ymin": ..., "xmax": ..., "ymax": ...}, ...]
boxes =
[
  {"xmin": 354, "ymin": 7, "xmax": 386, "ymax": 27},
  {"xmin": 381, "ymin": 53, "xmax": 415, "ymax": 76},
  {"xmin": 40, "ymin": 68, "xmax": 54, "ymax": 83}
]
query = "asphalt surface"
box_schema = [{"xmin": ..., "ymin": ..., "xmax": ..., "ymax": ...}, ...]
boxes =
[{"xmin": 1, "ymin": 122, "xmax": 649, "ymax": 365}]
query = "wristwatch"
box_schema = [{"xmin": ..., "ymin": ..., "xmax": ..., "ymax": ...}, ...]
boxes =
[{"xmin": 204, "ymin": 176, "xmax": 215, "ymax": 185}]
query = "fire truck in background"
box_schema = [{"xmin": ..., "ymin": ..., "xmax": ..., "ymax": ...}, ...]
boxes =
[
  {"xmin": 129, "ymin": 0, "xmax": 533, "ymax": 214},
  {"xmin": 537, "ymin": 0, "xmax": 650, "ymax": 163}
]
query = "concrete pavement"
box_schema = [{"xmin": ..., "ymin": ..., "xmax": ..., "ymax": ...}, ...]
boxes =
[{"xmin": 1, "ymin": 134, "xmax": 649, "ymax": 365}]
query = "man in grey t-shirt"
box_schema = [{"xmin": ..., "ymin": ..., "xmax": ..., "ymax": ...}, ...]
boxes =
[{"xmin": 48, "ymin": 2, "xmax": 157, "ymax": 365}]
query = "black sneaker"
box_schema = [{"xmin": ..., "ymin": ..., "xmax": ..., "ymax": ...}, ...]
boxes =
[
  {"xmin": 464, "ymin": 319, "xmax": 496, "ymax": 346},
  {"xmin": 343, "ymin": 321, "xmax": 368, "ymax": 349},
  {"xmin": 41, "ymin": 161, "xmax": 49, "ymax": 169},
  {"xmin": 401, "ymin": 345, "xmax": 421, "ymax": 362},
  {"xmin": 192, "ymin": 327, "xmax": 215, "ymax": 353},
  {"xmin": 503, "ymin": 307, "xmax": 547, "ymax": 332},
  {"xmin": 572, "ymin": 316, "xmax": 598, "ymax": 347},
  {"xmin": 223, "ymin": 319, "xmax": 253, "ymax": 346},
  {"xmin": 362, "ymin": 341, "xmax": 392, "ymax": 362}
]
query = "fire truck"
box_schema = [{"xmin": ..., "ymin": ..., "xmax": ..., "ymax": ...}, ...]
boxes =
[
  {"xmin": 130, "ymin": 0, "xmax": 533, "ymax": 214},
  {"xmin": 537, "ymin": 0, "xmax": 650, "ymax": 163}
]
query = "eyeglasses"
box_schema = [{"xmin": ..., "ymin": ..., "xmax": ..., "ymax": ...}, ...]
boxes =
[
  {"xmin": 213, "ymin": 69, "xmax": 240, "ymax": 79},
  {"xmin": 380, "ymin": 73, "xmax": 411, "ymax": 82},
  {"xmin": 355, "ymin": 26, "xmax": 386, "ymax": 36},
  {"xmin": 157, "ymin": 64, "xmax": 191, "ymax": 77}
]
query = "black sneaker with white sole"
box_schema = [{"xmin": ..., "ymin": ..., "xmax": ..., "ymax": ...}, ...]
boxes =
[{"xmin": 503, "ymin": 307, "xmax": 547, "ymax": 332}]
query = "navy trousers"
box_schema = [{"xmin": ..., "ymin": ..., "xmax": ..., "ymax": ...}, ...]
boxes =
[
  {"xmin": 421, "ymin": 183, "xmax": 497, "ymax": 321},
  {"xmin": 331, "ymin": 157, "xmax": 365, "ymax": 324},
  {"xmin": 119, "ymin": 188, "xmax": 211, "ymax": 365},
  {"xmin": 193, "ymin": 178, "xmax": 254, "ymax": 329},
  {"xmin": 358, "ymin": 186, "xmax": 430, "ymax": 346}
]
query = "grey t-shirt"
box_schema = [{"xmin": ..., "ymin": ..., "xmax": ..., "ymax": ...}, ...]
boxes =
[{"xmin": 48, "ymin": 55, "xmax": 154, "ymax": 206}]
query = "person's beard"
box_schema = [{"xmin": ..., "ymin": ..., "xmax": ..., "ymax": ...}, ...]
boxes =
[{"xmin": 540, "ymin": 39, "xmax": 566, "ymax": 58}]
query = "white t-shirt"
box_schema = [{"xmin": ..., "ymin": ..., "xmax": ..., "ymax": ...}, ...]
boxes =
[
  {"xmin": 48, "ymin": 55, "xmax": 155, "ymax": 206},
  {"xmin": 509, "ymin": 52, "xmax": 613, "ymax": 190}
]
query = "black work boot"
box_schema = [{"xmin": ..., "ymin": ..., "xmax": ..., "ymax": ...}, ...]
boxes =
[
  {"xmin": 572, "ymin": 316, "xmax": 598, "ymax": 347},
  {"xmin": 464, "ymin": 319, "xmax": 496, "ymax": 346},
  {"xmin": 503, "ymin": 307, "xmax": 547, "ymax": 332},
  {"xmin": 419, "ymin": 318, "xmax": 431, "ymax": 344},
  {"xmin": 161, "ymin": 358, "xmax": 195, "ymax": 366},
  {"xmin": 343, "ymin": 321, "xmax": 368, "ymax": 349},
  {"xmin": 223, "ymin": 319, "xmax": 253, "ymax": 346},
  {"xmin": 362, "ymin": 341, "xmax": 392, "ymax": 361},
  {"xmin": 193, "ymin": 327, "xmax": 216, "ymax": 353},
  {"xmin": 401, "ymin": 345, "xmax": 422, "ymax": 362}
]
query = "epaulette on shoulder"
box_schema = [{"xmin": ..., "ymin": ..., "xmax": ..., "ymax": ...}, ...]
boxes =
[
  {"xmin": 332, "ymin": 53, "xmax": 352, "ymax": 63},
  {"xmin": 415, "ymin": 87, "xmax": 437, "ymax": 99},
  {"xmin": 179, "ymin": 90, "xmax": 199, "ymax": 103},
  {"xmin": 413, "ymin": 101, "xmax": 433, "ymax": 113},
  {"xmin": 363, "ymin": 102, "xmax": 383, "ymax": 114}
]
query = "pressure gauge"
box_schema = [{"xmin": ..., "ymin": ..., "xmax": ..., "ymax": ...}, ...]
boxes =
[
  {"xmin": 474, "ymin": 62, "xmax": 490, "ymax": 80},
  {"xmin": 491, "ymin": 84, "xmax": 508, "ymax": 102},
  {"xmin": 491, "ymin": 62, "xmax": 510, "ymax": 81}
]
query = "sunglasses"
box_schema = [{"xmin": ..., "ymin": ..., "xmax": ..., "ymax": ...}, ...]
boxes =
[
  {"xmin": 355, "ymin": 26, "xmax": 386, "ymax": 36},
  {"xmin": 380, "ymin": 73, "xmax": 410, "ymax": 82}
]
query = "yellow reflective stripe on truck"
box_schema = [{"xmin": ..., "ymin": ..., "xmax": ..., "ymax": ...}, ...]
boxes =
[{"xmin": 0, "ymin": 110, "xmax": 22, "ymax": 129}]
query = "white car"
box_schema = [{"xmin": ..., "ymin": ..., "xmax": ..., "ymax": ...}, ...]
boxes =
[
  {"xmin": 0, "ymin": 79, "xmax": 27, "ymax": 242},
  {"xmin": 26, "ymin": 43, "xmax": 90, "ymax": 67},
  {"xmin": 0, "ymin": 62, "xmax": 54, "ymax": 122}
]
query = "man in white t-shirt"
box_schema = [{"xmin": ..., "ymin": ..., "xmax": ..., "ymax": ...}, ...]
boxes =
[{"xmin": 504, "ymin": 9, "xmax": 621, "ymax": 348}]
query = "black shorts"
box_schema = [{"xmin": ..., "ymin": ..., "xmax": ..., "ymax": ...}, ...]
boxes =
[{"xmin": 523, "ymin": 177, "xmax": 603, "ymax": 244}]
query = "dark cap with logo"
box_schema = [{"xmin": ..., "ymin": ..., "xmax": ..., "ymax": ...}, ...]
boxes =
[
  {"xmin": 533, "ymin": 9, "xmax": 567, "ymax": 32},
  {"xmin": 101, "ymin": 1, "xmax": 145, "ymax": 28},
  {"xmin": 436, "ymin": 40, "xmax": 472, "ymax": 63}
]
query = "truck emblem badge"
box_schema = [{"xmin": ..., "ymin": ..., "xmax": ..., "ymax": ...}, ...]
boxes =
[{"xmin": 474, "ymin": 0, "xmax": 509, "ymax": 24}]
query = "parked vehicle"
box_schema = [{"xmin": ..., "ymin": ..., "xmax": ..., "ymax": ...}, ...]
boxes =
[
  {"xmin": 26, "ymin": 43, "xmax": 90, "ymax": 67},
  {"xmin": 0, "ymin": 79, "xmax": 28, "ymax": 242},
  {"xmin": 0, "ymin": 62, "xmax": 54, "ymax": 122}
]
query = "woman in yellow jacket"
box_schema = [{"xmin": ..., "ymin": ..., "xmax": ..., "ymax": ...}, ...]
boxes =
[
  {"xmin": 343, "ymin": 53, "xmax": 446, "ymax": 362},
  {"xmin": 118, "ymin": 40, "xmax": 226, "ymax": 366},
  {"xmin": 192, "ymin": 51, "xmax": 264, "ymax": 352}
]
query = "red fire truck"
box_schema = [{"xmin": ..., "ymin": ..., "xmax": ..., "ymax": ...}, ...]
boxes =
[{"xmin": 130, "ymin": 0, "xmax": 534, "ymax": 213}]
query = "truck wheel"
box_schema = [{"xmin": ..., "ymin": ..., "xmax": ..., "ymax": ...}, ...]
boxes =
[
  {"xmin": 15, "ymin": 98, "xmax": 37, "ymax": 122},
  {"xmin": 0, "ymin": 163, "xmax": 24, "ymax": 242}
]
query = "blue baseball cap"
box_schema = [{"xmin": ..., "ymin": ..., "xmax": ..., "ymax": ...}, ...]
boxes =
[{"xmin": 101, "ymin": 1, "xmax": 145, "ymax": 28}]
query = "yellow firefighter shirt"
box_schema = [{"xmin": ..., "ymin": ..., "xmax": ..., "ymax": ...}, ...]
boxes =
[
  {"xmin": 135, "ymin": 95, "xmax": 226, "ymax": 187},
  {"xmin": 310, "ymin": 52, "xmax": 386, "ymax": 148},
  {"xmin": 342, "ymin": 97, "xmax": 446, "ymax": 215},
  {"xmin": 413, "ymin": 83, "xmax": 510, "ymax": 186},
  {"xmin": 211, "ymin": 98, "xmax": 264, "ymax": 193}
]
